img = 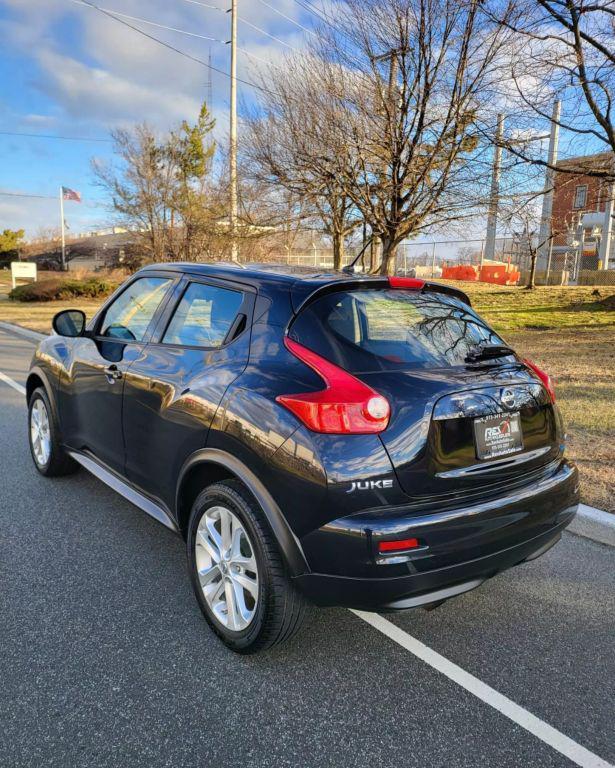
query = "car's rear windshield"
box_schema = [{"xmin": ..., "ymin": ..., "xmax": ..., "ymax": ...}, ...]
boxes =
[{"xmin": 289, "ymin": 289, "xmax": 505, "ymax": 372}]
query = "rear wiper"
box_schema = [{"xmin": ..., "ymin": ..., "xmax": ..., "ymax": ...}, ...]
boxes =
[{"xmin": 465, "ymin": 344, "xmax": 515, "ymax": 363}]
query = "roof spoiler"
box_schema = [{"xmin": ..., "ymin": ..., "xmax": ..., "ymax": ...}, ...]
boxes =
[
  {"xmin": 421, "ymin": 281, "xmax": 471, "ymax": 307},
  {"xmin": 292, "ymin": 276, "xmax": 471, "ymax": 314}
]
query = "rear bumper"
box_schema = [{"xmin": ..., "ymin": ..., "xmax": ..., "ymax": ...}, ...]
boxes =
[
  {"xmin": 294, "ymin": 524, "xmax": 567, "ymax": 610},
  {"xmin": 294, "ymin": 459, "xmax": 579, "ymax": 610}
]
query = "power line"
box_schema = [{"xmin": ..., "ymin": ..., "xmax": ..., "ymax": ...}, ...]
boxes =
[
  {"xmin": 180, "ymin": 0, "xmax": 225, "ymax": 11},
  {"xmin": 236, "ymin": 45, "xmax": 271, "ymax": 66},
  {"xmin": 179, "ymin": 0, "xmax": 303, "ymax": 52},
  {"xmin": 0, "ymin": 191, "xmax": 106, "ymax": 208},
  {"xmin": 0, "ymin": 131, "xmax": 112, "ymax": 143},
  {"xmin": 71, "ymin": 1, "xmax": 286, "ymax": 72},
  {"xmin": 237, "ymin": 16, "xmax": 299, "ymax": 51},
  {"xmin": 255, "ymin": 0, "xmax": 317, "ymax": 36},
  {"xmin": 291, "ymin": 0, "xmax": 336, "ymax": 28},
  {"xmin": 70, "ymin": 0, "xmax": 227, "ymax": 42},
  {"xmin": 290, "ymin": 0, "xmax": 367, "ymax": 64},
  {"xmin": 0, "ymin": 192, "xmax": 56, "ymax": 200},
  {"xmin": 70, "ymin": 0, "xmax": 271, "ymax": 93},
  {"xmin": 289, "ymin": 0, "xmax": 366, "ymax": 69}
]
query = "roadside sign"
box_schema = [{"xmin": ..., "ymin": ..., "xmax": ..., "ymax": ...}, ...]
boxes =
[{"xmin": 11, "ymin": 261, "xmax": 37, "ymax": 289}]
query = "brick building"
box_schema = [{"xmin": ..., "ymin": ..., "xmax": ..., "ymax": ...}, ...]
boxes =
[{"xmin": 549, "ymin": 151, "xmax": 614, "ymax": 272}]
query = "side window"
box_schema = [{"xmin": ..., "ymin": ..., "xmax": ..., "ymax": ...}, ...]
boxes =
[
  {"xmin": 162, "ymin": 282, "xmax": 244, "ymax": 348},
  {"xmin": 99, "ymin": 276, "xmax": 173, "ymax": 341},
  {"xmin": 573, "ymin": 185, "xmax": 587, "ymax": 209}
]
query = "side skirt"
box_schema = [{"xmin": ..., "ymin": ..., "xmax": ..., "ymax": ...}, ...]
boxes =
[{"xmin": 67, "ymin": 450, "xmax": 178, "ymax": 533}]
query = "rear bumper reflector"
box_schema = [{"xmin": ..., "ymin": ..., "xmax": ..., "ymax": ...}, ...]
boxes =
[{"xmin": 378, "ymin": 537, "xmax": 420, "ymax": 553}]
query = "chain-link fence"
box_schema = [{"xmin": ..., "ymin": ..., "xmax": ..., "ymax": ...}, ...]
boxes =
[{"xmin": 260, "ymin": 234, "xmax": 615, "ymax": 286}]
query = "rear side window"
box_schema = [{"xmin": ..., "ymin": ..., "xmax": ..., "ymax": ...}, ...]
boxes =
[
  {"xmin": 163, "ymin": 282, "xmax": 243, "ymax": 348},
  {"xmin": 289, "ymin": 289, "xmax": 504, "ymax": 371},
  {"xmin": 100, "ymin": 276, "xmax": 173, "ymax": 341}
]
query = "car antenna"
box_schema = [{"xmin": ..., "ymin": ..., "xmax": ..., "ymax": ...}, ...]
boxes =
[{"xmin": 342, "ymin": 234, "xmax": 375, "ymax": 274}]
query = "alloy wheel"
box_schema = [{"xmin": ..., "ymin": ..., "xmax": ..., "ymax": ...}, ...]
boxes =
[
  {"xmin": 30, "ymin": 398, "xmax": 51, "ymax": 467},
  {"xmin": 195, "ymin": 505, "xmax": 259, "ymax": 631}
]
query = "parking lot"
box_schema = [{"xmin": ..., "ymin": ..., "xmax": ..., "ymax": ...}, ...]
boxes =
[{"xmin": 1, "ymin": 325, "xmax": 613, "ymax": 768}]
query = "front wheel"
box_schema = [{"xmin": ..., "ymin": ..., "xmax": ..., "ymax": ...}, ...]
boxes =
[
  {"xmin": 187, "ymin": 480, "xmax": 306, "ymax": 653},
  {"xmin": 28, "ymin": 387, "xmax": 77, "ymax": 477}
]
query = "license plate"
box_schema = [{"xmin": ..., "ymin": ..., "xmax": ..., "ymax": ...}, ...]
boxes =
[{"xmin": 474, "ymin": 412, "xmax": 523, "ymax": 460}]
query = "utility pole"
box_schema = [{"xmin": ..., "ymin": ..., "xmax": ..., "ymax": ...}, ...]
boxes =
[
  {"xmin": 483, "ymin": 114, "xmax": 504, "ymax": 264},
  {"xmin": 371, "ymin": 48, "xmax": 401, "ymax": 273},
  {"xmin": 371, "ymin": 49, "xmax": 399, "ymax": 112},
  {"xmin": 598, "ymin": 178, "xmax": 614, "ymax": 270},
  {"xmin": 537, "ymin": 100, "xmax": 561, "ymax": 273},
  {"xmin": 229, "ymin": 0, "xmax": 238, "ymax": 262}
]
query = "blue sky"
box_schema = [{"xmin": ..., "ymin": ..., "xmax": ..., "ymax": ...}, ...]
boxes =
[
  {"xmin": 0, "ymin": 0, "xmax": 605, "ymax": 247},
  {"xmin": 0, "ymin": 0, "xmax": 311, "ymax": 237}
]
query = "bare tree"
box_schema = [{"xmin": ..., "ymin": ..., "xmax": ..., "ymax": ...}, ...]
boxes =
[
  {"xmin": 23, "ymin": 227, "xmax": 79, "ymax": 269},
  {"xmin": 493, "ymin": 0, "xmax": 615, "ymax": 179},
  {"xmin": 500, "ymin": 198, "xmax": 555, "ymax": 288},
  {"xmin": 280, "ymin": 0, "xmax": 518, "ymax": 274},
  {"xmin": 243, "ymin": 59, "xmax": 362, "ymax": 270},
  {"xmin": 92, "ymin": 104, "xmax": 223, "ymax": 263},
  {"xmin": 456, "ymin": 244, "xmax": 482, "ymax": 264}
]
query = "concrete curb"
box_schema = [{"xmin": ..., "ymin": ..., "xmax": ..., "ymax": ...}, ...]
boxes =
[
  {"xmin": 568, "ymin": 504, "xmax": 615, "ymax": 548},
  {"xmin": 0, "ymin": 320, "xmax": 46, "ymax": 342},
  {"xmin": 0, "ymin": 319, "xmax": 612, "ymax": 546}
]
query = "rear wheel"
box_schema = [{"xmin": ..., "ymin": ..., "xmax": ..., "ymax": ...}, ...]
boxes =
[
  {"xmin": 28, "ymin": 387, "xmax": 77, "ymax": 477},
  {"xmin": 187, "ymin": 480, "xmax": 306, "ymax": 653}
]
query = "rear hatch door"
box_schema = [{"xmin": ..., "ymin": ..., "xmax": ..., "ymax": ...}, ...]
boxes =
[
  {"xmin": 361, "ymin": 365, "xmax": 560, "ymax": 501},
  {"xmin": 288, "ymin": 285, "xmax": 562, "ymax": 504}
]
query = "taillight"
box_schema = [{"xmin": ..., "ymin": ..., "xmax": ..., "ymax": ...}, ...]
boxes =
[
  {"xmin": 388, "ymin": 276, "xmax": 425, "ymax": 290},
  {"xmin": 523, "ymin": 358, "xmax": 556, "ymax": 402},
  {"xmin": 276, "ymin": 338, "xmax": 390, "ymax": 434}
]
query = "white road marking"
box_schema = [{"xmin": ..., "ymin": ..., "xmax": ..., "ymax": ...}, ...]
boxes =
[
  {"xmin": 0, "ymin": 370, "xmax": 26, "ymax": 395},
  {"xmin": 351, "ymin": 610, "xmax": 614, "ymax": 768}
]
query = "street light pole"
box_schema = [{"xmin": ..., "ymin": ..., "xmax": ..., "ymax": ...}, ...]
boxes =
[{"xmin": 229, "ymin": 0, "xmax": 238, "ymax": 262}]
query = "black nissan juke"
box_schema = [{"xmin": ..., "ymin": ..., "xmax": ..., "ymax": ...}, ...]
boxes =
[{"xmin": 26, "ymin": 263, "xmax": 579, "ymax": 652}]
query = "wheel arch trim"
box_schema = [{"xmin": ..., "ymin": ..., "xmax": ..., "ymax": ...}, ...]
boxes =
[
  {"xmin": 26, "ymin": 366, "xmax": 59, "ymax": 417},
  {"xmin": 177, "ymin": 448, "xmax": 310, "ymax": 577}
]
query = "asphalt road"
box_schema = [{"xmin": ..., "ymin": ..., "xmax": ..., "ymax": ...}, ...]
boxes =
[{"xmin": 1, "ymin": 327, "xmax": 613, "ymax": 768}]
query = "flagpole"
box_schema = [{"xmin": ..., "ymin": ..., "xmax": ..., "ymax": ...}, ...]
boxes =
[{"xmin": 59, "ymin": 187, "xmax": 66, "ymax": 271}]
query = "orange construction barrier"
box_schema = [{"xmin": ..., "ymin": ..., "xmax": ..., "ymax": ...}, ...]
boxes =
[
  {"xmin": 440, "ymin": 262, "xmax": 520, "ymax": 286},
  {"xmin": 479, "ymin": 265, "xmax": 520, "ymax": 285},
  {"xmin": 441, "ymin": 264, "xmax": 479, "ymax": 281}
]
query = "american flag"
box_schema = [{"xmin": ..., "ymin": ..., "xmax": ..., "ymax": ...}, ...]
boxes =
[{"xmin": 62, "ymin": 186, "xmax": 81, "ymax": 203}]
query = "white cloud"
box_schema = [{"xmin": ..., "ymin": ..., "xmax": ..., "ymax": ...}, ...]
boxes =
[
  {"xmin": 1, "ymin": 0, "xmax": 312, "ymax": 133},
  {"xmin": 0, "ymin": 192, "xmax": 106, "ymax": 236},
  {"xmin": 0, "ymin": 0, "xmax": 315, "ymax": 234},
  {"xmin": 36, "ymin": 48, "xmax": 202, "ymax": 127}
]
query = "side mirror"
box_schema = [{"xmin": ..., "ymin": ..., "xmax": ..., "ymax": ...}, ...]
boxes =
[{"xmin": 52, "ymin": 309, "xmax": 86, "ymax": 338}]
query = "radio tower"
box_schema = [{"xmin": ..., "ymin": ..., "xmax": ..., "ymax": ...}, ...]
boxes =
[{"xmin": 207, "ymin": 48, "xmax": 213, "ymax": 108}]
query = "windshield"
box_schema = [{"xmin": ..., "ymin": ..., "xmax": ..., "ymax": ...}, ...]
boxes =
[{"xmin": 289, "ymin": 289, "xmax": 507, "ymax": 372}]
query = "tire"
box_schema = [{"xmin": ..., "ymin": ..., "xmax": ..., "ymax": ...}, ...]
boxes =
[
  {"xmin": 187, "ymin": 479, "xmax": 306, "ymax": 653},
  {"xmin": 28, "ymin": 387, "xmax": 78, "ymax": 477}
]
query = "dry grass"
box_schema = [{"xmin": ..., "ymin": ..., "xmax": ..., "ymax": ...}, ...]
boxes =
[
  {"xmin": 0, "ymin": 298, "xmax": 105, "ymax": 333},
  {"xmin": 447, "ymin": 282, "xmax": 615, "ymax": 332},
  {"xmin": 506, "ymin": 328, "xmax": 615, "ymax": 513},
  {"xmin": 0, "ymin": 276, "xmax": 612, "ymax": 510},
  {"xmin": 0, "ymin": 269, "xmax": 58, "ymax": 288}
]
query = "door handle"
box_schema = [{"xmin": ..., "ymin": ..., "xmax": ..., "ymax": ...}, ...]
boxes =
[{"xmin": 104, "ymin": 364, "xmax": 122, "ymax": 383}]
